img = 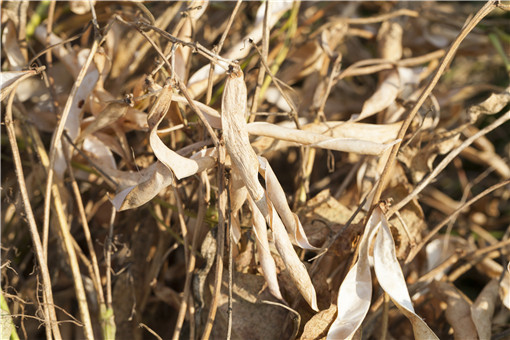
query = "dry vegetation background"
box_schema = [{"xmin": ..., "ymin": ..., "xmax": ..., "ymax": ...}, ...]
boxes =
[{"xmin": 2, "ymin": 1, "xmax": 510, "ymax": 339}]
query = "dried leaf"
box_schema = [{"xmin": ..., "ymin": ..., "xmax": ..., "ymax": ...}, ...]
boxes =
[
  {"xmin": 111, "ymin": 161, "xmax": 174, "ymax": 211},
  {"xmin": 148, "ymin": 86, "xmax": 205, "ymax": 180},
  {"xmin": 301, "ymin": 304, "xmax": 337, "ymax": 340},
  {"xmin": 222, "ymin": 68, "xmax": 264, "ymax": 202},
  {"xmin": 247, "ymin": 122, "xmax": 399, "ymax": 155},
  {"xmin": 400, "ymin": 129, "xmax": 461, "ymax": 183},
  {"xmin": 2, "ymin": 21, "xmax": 26, "ymax": 69},
  {"xmin": 352, "ymin": 69, "xmax": 400, "ymax": 121},
  {"xmin": 54, "ymin": 55, "xmax": 99, "ymax": 177},
  {"xmin": 468, "ymin": 87, "xmax": 510, "ymax": 123},
  {"xmin": 500, "ymin": 266, "xmax": 510, "ymax": 310},
  {"xmin": 471, "ymin": 279, "xmax": 499, "ymax": 340},
  {"xmin": 111, "ymin": 149, "xmax": 216, "ymax": 211},
  {"xmin": 373, "ymin": 208, "xmax": 438, "ymax": 340},
  {"xmin": 266, "ymin": 198, "xmax": 318, "ymax": 311},
  {"xmin": 77, "ymin": 102, "xmax": 129, "ymax": 143},
  {"xmin": 377, "ymin": 21, "xmax": 403, "ymax": 61},
  {"xmin": 0, "ymin": 69, "xmax": 39, "ymax": 101},
  {"xmin": 327, "ymin": 206, "xmax": 378, "ymax": 340},
  {"xmin": 222, "ymin": 68, "xmax": 318, "ymax": 311},
  {"xmin": 172, "ymin": 94, "xmax": 221, "ymax": 128},
  {"xmin": 434, "ymin": 281, "xmax": 477, "ymax": 340},
  {"xmin": 279, "ymin": 40, "xmax": 326, "ymax": 85},
  {"xmin": 259, "ymin": 157, "xmax": 318, "ymax": 250},
  {"xmin": 34, "ymin": 26, "xmax": 80, "ymax": 78},
  {"xmin": 248, "ymin": 196, "xmax": 283, "ymax": 301},
  {"xmin": 230, "ymin": 166, "xmax": 247, "ymax": 245},
  {"xmin": 187, "ymin": 1, "xmax": 293, "ymax": 97},
  {"xmin": 82, "ymin": 135, "xmax": 117, "ymax": 171},
  {"xmin": 69, "ymin": 1, "xmax": 95, "ymax": 15},
  {"xmin": 303, "ymin": 121, "xmax": 403, "ymax": 144},
  {"xmin": 328, "ymin": 207, "xmax": 437, "ymax": 339}
]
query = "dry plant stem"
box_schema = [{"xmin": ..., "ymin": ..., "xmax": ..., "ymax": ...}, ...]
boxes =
[
  {"xmin": 188, "ymin": 294, "xmax": 196, "ymax": 340},
  {"xmin": 317, "ymin": 55, "xmax": 342, "ymax": 121},
  {"xmin": 4, "ymin": 90, "xmax": 61, "ymax": 340},
  {"xmin": 343, "ymin": 8, "xmax": 418, "ymax": 24},
  {"xmin": 381, "ymin": 292, "xmax": 390, "ymax": 340},
  {"xmin": 446, "ymin": 239, "xmax": 510, "ymax": 281},
  {"xmin": 371, "ymin": 0, "xmax": 497, "ymax": 208},
  {"xmin": 42, "ymin": 30, "xmax": 100, "ymax": 257},
  {"xmin": 260, "ymin": 300, "xmax": 301, "ymax": 340},
  {"xmin": 258, "ymin": 1, "xmax": 299, "ymax": 102},
  {"xmin": 18, "ymin": 1, "xmax": 28, "ymax": 58},
  {"xmin": 389, "ymin": 109, "xmax": 510, "ymax": 216},
  {"xmin": 176, "ymin": 79, "xmax": 220, "ymax": 146},
  {"xmin": 201, "ymin": 145, "xmax": 227, "ymax": 340},
  {"xmin": 249, "ymin": 0, "xmax": 270, "ymax": 119},
  {"xmin": 28, "ymin": 28, "xmax": 90, "ymax": 67},
  {"xmin": 45, "ymin": 1, "xmax": 56, "ymax": 67},
  {"xmin": 226, "ymin": 176, "xmax": 233, "ymax": 340},
  {"xmin": 250, "ymin": 41, "xmax": 301, "ymax": 129},
  {"xmin": 206, "ymin": 0, "xmax": 243, "ymax": 104},
  {"xmin": 334, "ymin": 158, "xmax": 363, "ymax": 199},
  {"xmin": 139, "ymin": 323, "xmax": 163, "ymax": 340},
  {"xmin": 496, "ymin": 2, "xmax": 510, "ymax": 11},
  {"xmin": 136, "ymin": 20, "xmax": 236, "ymax": 69},
  {"xmin": 405, "ymin": 178, "xmax": 510, "ymax": 265},
  {"xmin": 63, "ymin": 132, "xmax": 118, "ymax": 187},
  {"xmin": 369, "ymin": 202, "xmax": 510, "ymax": 328},
  {"xmin": 64, "ymin": 152, "xmax": 105, "ymax": 306},
  {"xmin": 128, "ymin": 5, "xmax": 180, "ymax": 82},
  {"xmin": 106, "ymin": 208, "xmax": 116, "ymax": 310},
  {"xmin": 335, "ymin": 49, "xmax": 445, "ymax": 82},
  {"xmin": 26, "ymin": 105, "xmax": 96, "ymax": 339},
  {"xmin": 171, "ymin": 181, "xmax": 192, "ymax": 340},
  {"xmin": 48, "ymin": 168, "xmax": 95, "ymax": 340}
]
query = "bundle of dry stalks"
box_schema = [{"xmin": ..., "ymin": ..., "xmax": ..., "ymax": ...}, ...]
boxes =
[{"xmin": 2, "ymin": 1, "xmax": 510, "ymax": 340}]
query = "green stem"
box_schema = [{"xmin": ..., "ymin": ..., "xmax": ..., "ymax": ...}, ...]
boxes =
[
  {"xmin": 0, "ymin": 292, "xmax": 20, "ymax": 340},
  {"xmin": 26, "ymin": 1, "xmax": 51, "ymax": 40}
]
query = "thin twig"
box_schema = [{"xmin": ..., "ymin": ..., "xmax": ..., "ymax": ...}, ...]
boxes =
[{"xmin": 446, "ymin": 239, "xmax": 510, "ymax": 282}]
